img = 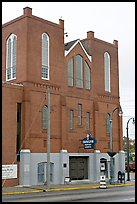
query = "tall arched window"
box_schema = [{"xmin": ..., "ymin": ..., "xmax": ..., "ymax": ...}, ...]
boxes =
[
  {"xmin": 84, "ymin": 61, "xmax": 91, "ymax": 90},
  {"xmin": 104, "ymin": 52, "xmax": 111, "ymax": 92},
  {"xmin": 68, "ymin": 58, "xmax": 74, "ymax": 86},
  {"xmin": 6, "ymin": 34, "xmax": 17, "ymax": 81},
  {"xmin": 42, "ymin": 105, "xmax": 48, "ymax": 129},
  {"xmin": 42, "ymin": 33, "xmax": 49, "ymax": 80},
  {"xmin": 76, "ymin": 55, "xmax": 83, "ymax": 88}
]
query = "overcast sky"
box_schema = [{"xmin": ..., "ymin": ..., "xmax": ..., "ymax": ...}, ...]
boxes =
[{"xmin": 2, "ymin": 2, "xmax": 135, "ymax": 139}]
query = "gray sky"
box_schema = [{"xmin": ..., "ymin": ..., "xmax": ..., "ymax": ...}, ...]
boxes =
[{"xmin": 2, "ymin": 2, "xmax": 135, "ymax": 139}]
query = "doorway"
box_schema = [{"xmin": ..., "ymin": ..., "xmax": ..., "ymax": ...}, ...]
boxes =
[{"xmin": 69, "ymin": 156, "xmax": 88, "ymax": 180}]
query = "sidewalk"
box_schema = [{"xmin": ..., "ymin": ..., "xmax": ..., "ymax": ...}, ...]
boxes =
[{"xmin": 2, "ymin": 179, "xmax": 135, "ymax": 195}]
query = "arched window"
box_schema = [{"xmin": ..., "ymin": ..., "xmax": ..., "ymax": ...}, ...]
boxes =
[
  {"xmin": 42, "ymin": 33, "xmax": 49, "ymax": 80},
  {"xmin": 42, "ymin": 105, "xmax": 48, "ymax": 129},
  {"xmin": 76, "ymin": 55, "xmax": 83, "ymax": 88},
  {"xmin": 104, "ymin": 52, "xmax": 111, "ymax": 92},
  {"xmin": 68, "ymin": 58, "xmax": 74, "ymax": 86},
  {"xmin": 6, "ymin": 34, "xmax": 17, "ymax": 81},
  {"xmin": 84, "ymin": 61, "xmax": 91, "ymax": 90}
]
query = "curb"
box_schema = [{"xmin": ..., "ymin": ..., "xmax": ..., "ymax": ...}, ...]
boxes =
[
  {"xmin": 2, "ymin": 189, "xmax": 43, "ymax": 195},
  {"xmin": 2, "ymin": 183, "xmax": 134, "ymax": 195}
]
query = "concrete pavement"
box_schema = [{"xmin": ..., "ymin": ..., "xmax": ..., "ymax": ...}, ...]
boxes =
[{"xmin": 2, "ymin": 179, "xmax": 135, "ymax": 195}]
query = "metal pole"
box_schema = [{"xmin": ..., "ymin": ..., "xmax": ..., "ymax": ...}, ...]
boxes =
[
  {"xmin": 109, "ymin": 115, "xmax": 114, "ymax": 184},
  {"xmin": 109, "ymin": 115, "xmax": 113, "ymax": 152},
  {"xmin": 126, "ymin": 125, "xmax": 130, "ymax": 181},
  {"xmin": 108, "ymin": 106, "xmax": 123, "ymax": 185},
  {"xmin": 126, "ymin": 117, "xmax": 135, "ymax": 181},
  {"xmin": 47, "ymin": 87, "xmax": 50, "ymax": 188},
  {"xmin": 126, "ymin": 117, "xmax": 134, "ymax": 181}
]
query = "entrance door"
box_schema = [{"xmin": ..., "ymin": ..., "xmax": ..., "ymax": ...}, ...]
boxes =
[
  {"xmin": 38, "ymin": 162, "xmax": 45, "ymax": 183},
  {"xmin": 69, "ymin": 156, "xmax": 88, "ymax": 180},
  {"xmin": 37, "ymin": 162, "xmax": 54, "ymax": 184}
]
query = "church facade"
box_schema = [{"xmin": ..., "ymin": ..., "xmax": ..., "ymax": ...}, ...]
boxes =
[{"xmin": 2, "ymin": 7, "xmax": 125, "ymax": 187}]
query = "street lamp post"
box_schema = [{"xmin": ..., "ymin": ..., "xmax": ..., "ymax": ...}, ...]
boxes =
[
  {"xmin": 47, "ymin": 87, "xmax": 50, "ymax": 188},
  {"xmin": 107, "ymin": 106, "xmax": 123, "ymax": 184},
  {"xmin": 126, "ymin": 117, "xmax": 135, "ymax": 181}
]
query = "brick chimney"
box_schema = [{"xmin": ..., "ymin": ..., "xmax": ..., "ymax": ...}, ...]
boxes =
[
  {"xmin": 23, "ymin": 7, "xmax": 32, "ymax": 16},
  {"xmin": 59, "ymin": 19, "xmax": 64, "ymax": 29},
  {"xmin": 87, "ymin": 31, "xmax": 94, "ymax": 39},
  {"xmin": 113, "ymin": 40, "xmax": 118, "ymax": 47}
]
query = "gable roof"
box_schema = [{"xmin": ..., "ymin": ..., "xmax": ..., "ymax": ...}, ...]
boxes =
[
  {"xmin": 65, "ymin": 39, "xmax": 78, "ymax": 51},
  {"xmin": 65, "ymin": 39, "xmax": 92, "ymax": 62}
]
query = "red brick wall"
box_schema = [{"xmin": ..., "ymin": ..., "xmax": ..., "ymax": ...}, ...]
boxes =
[
  {"xmin": 2, "ymin": 83, "xmax": 23, "ymax": 186},
  {"xmin": 64, "ymin": 35, "xmax": 122, "ymax": 153}
]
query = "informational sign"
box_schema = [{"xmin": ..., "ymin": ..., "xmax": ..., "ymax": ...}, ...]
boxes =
[
  {"xmin": 2, "ymin": 164, "xmax": 17, "ymax": 179},
  {"xmin": 81, "ymin": 133, "xmax": 97, "ymax": 149}
]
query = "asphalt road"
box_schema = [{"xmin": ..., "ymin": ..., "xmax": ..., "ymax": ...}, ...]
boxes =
[{"xmin": 2, "ymin": 186, "xmax": 135, "ymax": 202}]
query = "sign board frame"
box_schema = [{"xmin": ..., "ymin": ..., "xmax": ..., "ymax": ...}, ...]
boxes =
[
  {"xmin": 81, "ymin": 133, "xmax": 97, "ymax": 149},
  {"xmin": 2, "ymin": 164, "xmax": 17, "ymax": 179}
]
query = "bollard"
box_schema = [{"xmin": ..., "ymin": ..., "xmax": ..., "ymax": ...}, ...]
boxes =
[
  {"xmin": 117, "ymin": 171, "xmax": 122, "ymax": 183},
  {"xmin": 100, "ymin": 175, "xmax": 107, "ymax": 189}
]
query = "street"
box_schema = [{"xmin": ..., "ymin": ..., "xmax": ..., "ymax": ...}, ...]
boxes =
[{"xmin": 2, "ymin": 186, "xmax": 135, "ymax": 202}]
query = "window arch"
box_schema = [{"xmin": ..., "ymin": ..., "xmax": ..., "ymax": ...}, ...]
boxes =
[
  {"xmin": 104, "ymin": 52, "xmax": 111, "ymax": 92},
  {"xmin": 6, "ymin": 33, "xmax": 17, "ymax": 81},
  {"xmin": 76, "ymin": 54, "xmax": 83, "ymax": 88},
  {"xmin": 42, "ymin": 33, "xmax": 49, "ymax": 80},
  {"xmin": 84, "ymin": 61, "xmax": 91, "ymax": 90},
  {"xmin": 42, "ymin": 105, "xmax": 48, "ymax": 129}
]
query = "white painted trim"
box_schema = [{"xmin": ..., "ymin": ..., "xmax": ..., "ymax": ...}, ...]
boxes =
[
  {"xmin": 2, "ymin": 81, "xmax": 23, "ymax": 86},
  {"xmin": 65, "ymin": 40, "xmax": 92, "ymax": 62},
  {"xmin": 20, "ymin": 149, "xmax": 30, "ymax": 153}
]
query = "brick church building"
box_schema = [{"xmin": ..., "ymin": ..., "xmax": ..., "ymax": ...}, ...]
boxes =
[{"xmin": 2, "ymin": 7, "xmax": 125, "ymax": 187}]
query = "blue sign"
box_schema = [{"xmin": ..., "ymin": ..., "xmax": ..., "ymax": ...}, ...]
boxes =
[{"xmin": 81, "ymin": 134, "xmax": 97, "ymax": 149}]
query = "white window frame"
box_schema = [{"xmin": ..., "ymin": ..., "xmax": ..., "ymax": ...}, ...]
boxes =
[
  {"xmin": 84, "ymin": 61, "xmax": 91, "ymax": 90},
  {"xmin": 104, "ymin": 52, "xmax": 111, "ymax": 92},
  {"xmin": 68, "ymin": 58, "xmax": 74, "ymax": 87},
  {"xmin": 6, "ymin": 34, "xmax": 17, "ymax": 81},
  {"xmin": 76, "ymin": 55, "xmax": 83, "ymax": 88},
  {"xmin": 42, "ymin": 33, "xmax": 49, "ymax": 80}
]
